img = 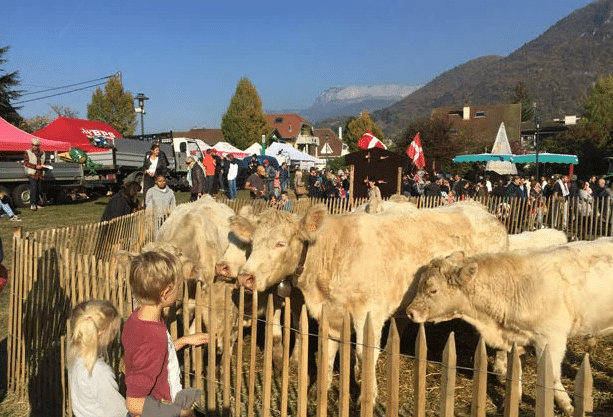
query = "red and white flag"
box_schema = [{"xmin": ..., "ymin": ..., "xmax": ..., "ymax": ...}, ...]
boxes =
[
  {"xmin": 406, "ymin": 133, "xmax": 426, "ymax": 169},
  {"xmin": 357, "ymin": 130, "xmax": 387, "ymax": 150}
]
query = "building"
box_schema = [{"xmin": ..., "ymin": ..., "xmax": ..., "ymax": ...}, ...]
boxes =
[
  {"xmin": 266, "ymin": 114, "xmax": 319, "ymax": 156},
  {"xmin": 431, "ymin": 104, "xmax": 522, "ymax": 152}
]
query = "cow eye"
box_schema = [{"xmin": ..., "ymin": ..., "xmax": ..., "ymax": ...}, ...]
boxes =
[
  {"xmin": 275, "ymin": 241, "xmax": 286, "ymax": 248},
  {"xmin": 429, "ymin": 288, "xmax": 438, "ymax": 295}
]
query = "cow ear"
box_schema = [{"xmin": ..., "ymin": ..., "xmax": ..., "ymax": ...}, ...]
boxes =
[
  {"xmin": 238, "ymin": 205, "xmax": 254, "ymax": 217},
  {"xmin": 229, "ymin": 215, "xmax": 255, "ymax": 243},
  {"xmin": 457, "ymin": 262, "xmax": 478, "ymax": 285},
  {"xmin": 115, "ymin": 250, "xmax": 135, "ymax": 266},
  {"xmin": 300, "ymin": 204, "xmax": 326, "ymax": 239},
  {"xmin": 446, "ymin": 251, "xmax": 466, "ymax": 265}
]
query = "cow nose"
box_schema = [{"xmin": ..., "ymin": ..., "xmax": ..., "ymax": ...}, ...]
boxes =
[
  {"xmin": 215, "ymin": 262, "xmax": 230, "ymax": 277},
  {"xmin": 406, "ymin": 308, "xmax": 416, "ymax": 321},
  {"xmin": 237, "ymin": 273, "xmax": 255, "ymax": 291}
]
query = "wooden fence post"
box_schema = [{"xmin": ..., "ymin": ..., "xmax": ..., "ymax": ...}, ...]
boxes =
[
  {"xmin": 504, "ymin": 344, "xmax": 521, "ymax": 417},
  {"xmin": 574, "ymin": 354, "xmax": 593, "ymax": 417},
  {"xmin": 535, "ymin": 345, "xmax": 554, "ymax": 417},
  {"xmin": 360, "ymin": 313, "xmax": 375, "ymax": 417},
  {"xmin": 440, "ymin": 332, "xmax": 456, "ymax": 417},
  {"xmin": 414, "ymin": 323, "xmax": 427, "ymax": 417},
  {"xmin": 316, "ymin": 305, "xmax": 329, "ymax": 417},
  {"xmin": 297, "ymin": 305, "xmax": 309, "ymax": 417},
  {"xmin": 471, "ymin": 338, "xmax": 487, "ymax": 417},
  {"xmin": 339, "ymin": 312, "xmax": 351, "ymax": 417},
  {"xmin": 386, "ymin": 318, "xmax": 400, "ymax": 417}
]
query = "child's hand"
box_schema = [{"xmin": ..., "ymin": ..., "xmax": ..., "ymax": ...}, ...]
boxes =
[
  {"xmin": 174, "ymin": 333, "xmax": 209, "ymax": 350},
  {"xmin": 184, "ymin": 333, "xmax": 209, "ymax": 346}
]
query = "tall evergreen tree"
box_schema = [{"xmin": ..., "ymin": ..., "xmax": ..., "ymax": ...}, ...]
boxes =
[
  {"xmin": 510, "ymin": 81, "xmax": 534, "ymax": 122},
  {"xmin": 221, "ymin": 78, "xmax": 270, "ymax": 150},
  {"xmin": 344, "ymin": 110, "xmax": 385, "ymax": 152},
  {"xmin": 0, "ymin": 44, "xmax": 23, "ymax": 126},
  {"xmin": 87, "ymin": 77, "xmax": 137, "ymax": 135},
  {"xmin": 581, "ymin": 75, "xmax": 613, "ymax": 148}
]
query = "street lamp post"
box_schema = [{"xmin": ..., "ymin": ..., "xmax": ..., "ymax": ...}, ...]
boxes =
[
  {"xmin": 534, "ymin": 103, "xmax": 540, "ymax": 182},
  {"xmin": 134, "ymin": 93, "xmax": 149, "ymax": 136}
]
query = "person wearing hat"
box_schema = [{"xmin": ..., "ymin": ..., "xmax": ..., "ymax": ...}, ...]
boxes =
[
  {"xmin": 244, "ymin": 165, "xmax": 267, "ymax": 200},
  {"xmin": 23, "ymin": 138, "xmax": 46, "ymax": 210},
  {"xmin": 186, "ymin": 156, "xmax": 206, "ymax": 202}
]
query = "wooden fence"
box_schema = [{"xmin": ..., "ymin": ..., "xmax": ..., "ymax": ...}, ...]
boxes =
[{"xmin": 6, "ymin": 195, "xmax": 609, "ymax": 416}]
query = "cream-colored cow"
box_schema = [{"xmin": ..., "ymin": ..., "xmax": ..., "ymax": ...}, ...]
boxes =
[
  {"xmin": 407, "ymin": 238, "xmax": 613, "ymax": 416},
  {"xmin": 231, "ymin": 201, "xmax": 509, "ymax": 398}
]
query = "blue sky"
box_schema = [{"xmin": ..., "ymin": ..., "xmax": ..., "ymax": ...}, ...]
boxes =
[{"xmin": 3, "ymin": 0, "xmax": 592, "ymax": 133}]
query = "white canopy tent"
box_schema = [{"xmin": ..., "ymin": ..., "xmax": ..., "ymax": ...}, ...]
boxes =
[
  {"xmin": 212, "ymin": 141, "xmax": 249, "ymax": 158},
  {"xmin": 243, "ymin": 142, "xmax": 262, "ymax": 156},
  {"xmin": 265, "ymin": 142, "xmax": 320, "ymax": 169}
]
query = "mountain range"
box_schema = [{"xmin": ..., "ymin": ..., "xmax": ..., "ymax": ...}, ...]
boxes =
[
  {"xmin": 370, "ymin": 0, "xmax": 613, "ymax": 137},
  {"xmin": 270, "ymin": 84, "xmax": 421, "ymax": 123}
]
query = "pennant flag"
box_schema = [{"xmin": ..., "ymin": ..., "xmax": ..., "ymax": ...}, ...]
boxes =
[
  {"xmin": 406, "ymin": 133, "xmax": 426, "ymax": 169},
  {"xmin": 357, "ymin": 131, "xmax": 387, "ymax": 150}
]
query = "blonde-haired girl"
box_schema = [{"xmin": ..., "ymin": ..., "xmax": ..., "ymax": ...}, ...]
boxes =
[{"xmin": 67, "ymin": 299, "xmax": 127, "ymax": 417}]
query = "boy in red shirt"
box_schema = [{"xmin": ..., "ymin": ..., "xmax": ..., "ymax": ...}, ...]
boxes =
[{"xmin": 123, "ymin": 250, "xmax": 208, "ymax": 417}]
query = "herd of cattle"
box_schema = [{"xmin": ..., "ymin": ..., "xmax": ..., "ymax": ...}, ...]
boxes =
[{"xmin": 118, "ymin": 195, "xmax": 610, "ymax": 416}]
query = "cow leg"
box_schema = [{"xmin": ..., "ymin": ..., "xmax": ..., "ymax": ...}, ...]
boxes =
[
  {"xmin": 534, "ymin": 339, "xmax": 573, "ymax": 416},
  {"xmin": 272, "ymin": 307, "xmax": 283, "ymax": 370},
  {"xmin": 327, "ymin": 337, "xmax": 340, "ymax": 389},
  {"xmin": 289, "ymin": 291, "xmax": 306, "ymax": 365}
]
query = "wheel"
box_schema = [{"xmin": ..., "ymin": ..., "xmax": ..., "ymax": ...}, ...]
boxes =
[{"xmin": 12, "ymin": 184, "xmax": 30, "ymax": 208}]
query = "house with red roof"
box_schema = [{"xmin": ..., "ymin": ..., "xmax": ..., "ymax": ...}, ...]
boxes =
[{"xmin": 266, "ymin": 114, "xmax": 320, "ymax": 156}]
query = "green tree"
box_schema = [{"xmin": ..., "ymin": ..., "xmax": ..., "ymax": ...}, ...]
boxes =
[
  {"xmin": 87, "ymin": 77, "xmax": 137, "ymax": 135},
  {"xmin": 510, "ymin": 81, "xmax": 534, "ymax": 122},
  {"xmin": 51, "ymin": 104, "xmax": 79, "ymax": 118},
  {"xmin": 581, "ymin": 75, "xmax": 613, "ymax": 148},
  {"xmin": 20, "ymin": 115, "xmax": 51, "ymax": 133},
  {"xmin": 221, "ymin": 78, "xmax": 270, "ymax": 150},
  {"xmin": 0, "ymin": 44, "xmax": 23, "ymax": 126},
  {"xmin": 344, "ymin": 110, "xmax": 385, "ymax": 152},
  {"xmin": 20, "ymin": 105, "xmax": 79, "ymax": 132},
  {"xmin": 394, "ymin": 115, "xmax": 457, "ymax": 173}
]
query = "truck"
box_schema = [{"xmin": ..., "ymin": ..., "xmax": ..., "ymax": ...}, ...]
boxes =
[{"xmin": 0, "ymin": 132, "xmax": 208, "ymax": 207}]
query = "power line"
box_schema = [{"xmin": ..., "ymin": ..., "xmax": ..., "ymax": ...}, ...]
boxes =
[
  {"xmin": 13, "ymin": 81, "xmax": 108, "ymax": 104},
  {"xmin": 19, "ymin": 75, "xmax": 114, "ymax": 96}
]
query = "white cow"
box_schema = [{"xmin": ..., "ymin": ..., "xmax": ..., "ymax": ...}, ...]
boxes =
[
  {"xmin": 120, "ymin": 195, "xmax": 238, "ymax": 348},
  {"xmin": 230, "ymin": 201, "xmax": 509, "ymax": 397},
  {"xmin": 508, "ymin": 228, "xmax": 568, "ymax": 251},
  {"xmin": 406, "ymin": 238, "xmax": 613, "ymax": 415}
]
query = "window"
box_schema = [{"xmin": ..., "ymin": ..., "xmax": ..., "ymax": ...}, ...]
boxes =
[
  {"xmin": 274, "ymin": 117, "xmax": 283, "ymax": 124},
  {"xmin": 475, "ymin": 111, "xmax": 486, "ymax": 118}
]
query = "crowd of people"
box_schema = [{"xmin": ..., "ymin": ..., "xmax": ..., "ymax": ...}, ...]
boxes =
[{"xmin": 401, "ymin": 170, "xmax": 613, "ymax": 230}]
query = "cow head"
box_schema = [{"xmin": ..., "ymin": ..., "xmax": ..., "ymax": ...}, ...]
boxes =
[
  {"xmin": 406, "ymin": 251, "xmax": 478, "ymax": 323},
  {"xmin": 215, "ymin": 205, "xmax": 255, "ymax": 281},
  {"xmin": 231, "ymin": 205, "xmax": 326, "ymax": 292}
]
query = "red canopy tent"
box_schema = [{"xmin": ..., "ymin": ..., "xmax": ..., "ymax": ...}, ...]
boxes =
[
  {"xmin": 0, "ymin": 117, "xmax": 71, "ymax": 152},
  {"xmin": 34, "ymin": 117, "xmax": 122, "ymax": 153}
]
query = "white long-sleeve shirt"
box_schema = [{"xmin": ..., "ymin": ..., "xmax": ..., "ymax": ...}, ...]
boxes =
[{"xmin": 68, "ymin": 357, "xmax": 128, "ymax": 417}]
